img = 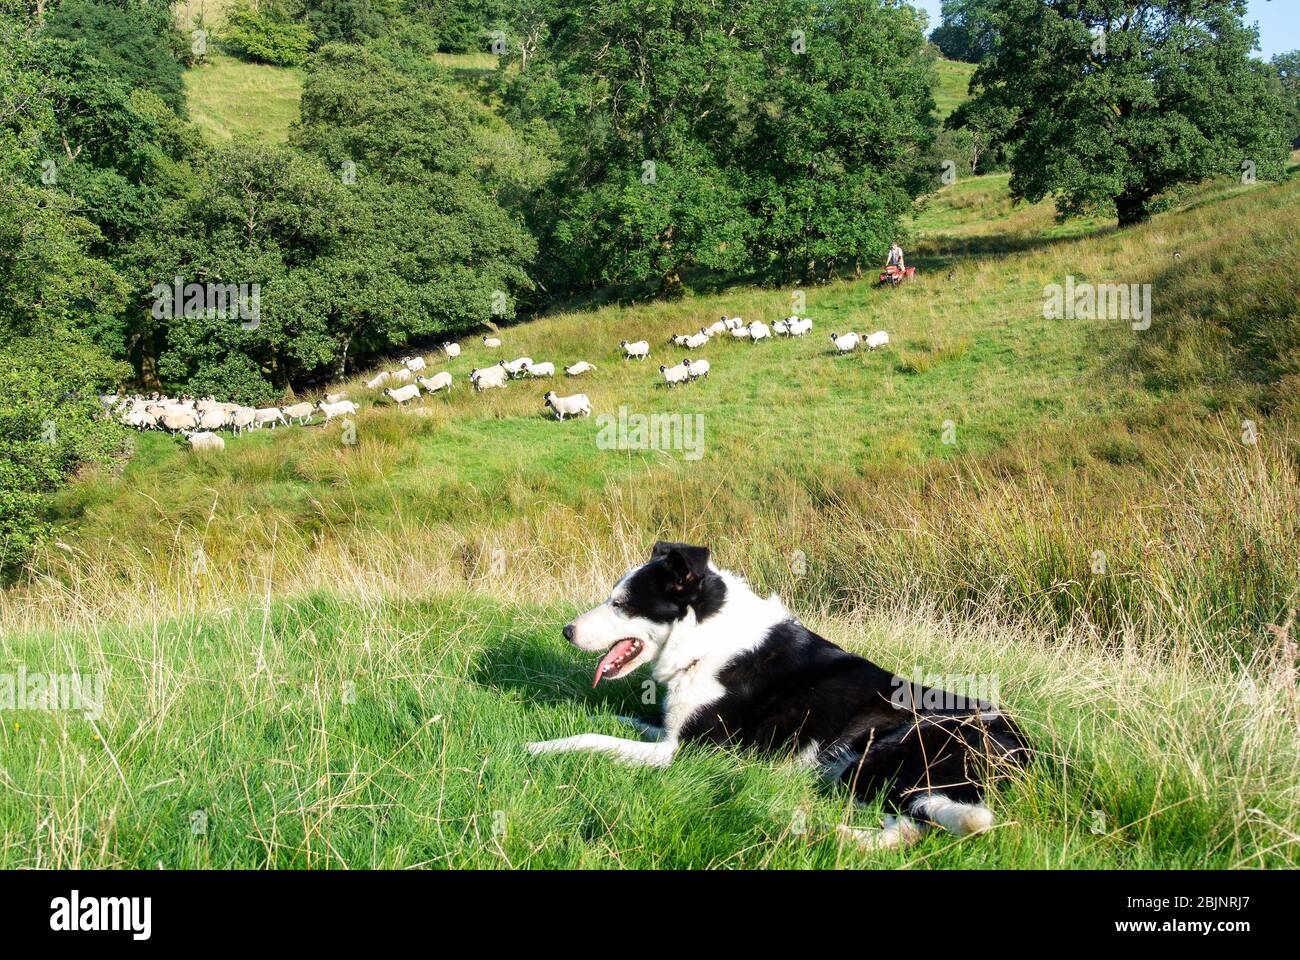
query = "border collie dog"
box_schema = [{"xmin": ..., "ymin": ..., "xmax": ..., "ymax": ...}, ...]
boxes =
[{"xmin": 527, "ymin": 542, "xmax": 1030, "ymax": 849}]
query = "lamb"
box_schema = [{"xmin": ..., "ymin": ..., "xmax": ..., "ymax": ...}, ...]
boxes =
[
  {"xmin": 442, "ymin": 341, "xmax": 461, "ymax": 358},
  {"xmin": 470, "ymin": 365, "xmax": 508, "ymax": 391},
  {"xmin": 773, "ymin": 319, "xmax": 791, "ymax": 336},
  {"xmin": 523, "ymin": 361, "xmax": 555, "ymax": 378},
  {"xmin": 864, "ymin": 330, "xmax": 890, "ymax": 350},
  {"xmin": 365, "ymin": 371, "xmax": 391, "ymax": 390},
  {"xmin": 543, "ymin": 391, "xmax": 591, "ymax": 420},
  {"xmin": 830, "ymin": 331, "xmax": 861, "ymax": 353},
  {"xmin": 748, "ymin": 321, "xmax": 771, "ymax": 343},
  {"xmin": 483, "ymin": 335, "xmax": 502, "ymax": 348},
  {"xmin": 185, "ymin": 431, "xmax": 225, "ymax": 453},
  {"xmin": 683, "ymin": 332, "xmax": 710, "ymax": 350},
  {"xmin": 565, "ymin": 361, "xmax": 596, "ymax": 376},
  {"xmin": 683, "ymin": 357, "xmax": 710, "ymax": 380},
  {"xmin": 417, "ymin": 371, "xmax": 454, "ymax": 395},
  {"xmin": 724, "ymin": 316, "xmax": 745, "ymax": 330},
  {"xmin": 254, "ymin": 407, "xmax": 287, "ymax": 429},
  {"xmin": 324, "ymin": 392, "xmax": 348, "ymax": 404},
  {"xmin": 702, "ymin": 319, "xmax": 729, "ymax": 337},
  {"xmin": 318, "ymin": 399, "xmax": 358, "ymax": 422},
  {"xmin": 788, "ymin": 317, "xmax": 813, "ymax": 336},
  {"xmin": 403, "ymin": 356, "xmax": 427, "ymax": 373},
  {"xmin": 730, "ymin": 324, "xmax": 752, "ymax": 341},
  {"xmin": 384, "ymin": 384, "xmax": 421, "ymax": 406},
  {"xmin": 282, "ymin": 401, "xmax": 315, "ymax": 425},
  {"xmin": 620, "ymin": 340, "xmax": 650, "ymax": 361},
  {"xmin": 501, "ymin": 357, "xmax": 534, "ymax": 379},
  {"xmin": 670, "ymin": 334, "xmax": 691, "ymax": 346},
  {"xmin": 660, "ymin": 361, "xmax": 690, "ymax": 387},
  {"xmin": 389, "ymin": 368, "xmax": 413, "ymax": 385}
]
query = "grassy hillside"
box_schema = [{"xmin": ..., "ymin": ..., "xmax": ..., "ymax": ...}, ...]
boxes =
[
  {"xmin": 933, "ymin": 57, "xmax": 976, "ymax": 120},
  {"xmin": 2, "ymin": 167, "xmax": 1298, "ymax": 868},
  {"xmin": 183, "ymin": 53, "xmax": 303, "ymax": 143}
]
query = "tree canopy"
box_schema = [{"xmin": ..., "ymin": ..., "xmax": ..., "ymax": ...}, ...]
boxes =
[{"xmin": 963, "ymin": 0, "xmax": 1291, "ymax": 226}]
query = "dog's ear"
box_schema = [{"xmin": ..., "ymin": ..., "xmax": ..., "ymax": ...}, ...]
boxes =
[{"xmin": 651, "ymin": 541, "xmax": 710, "ymax": 593}]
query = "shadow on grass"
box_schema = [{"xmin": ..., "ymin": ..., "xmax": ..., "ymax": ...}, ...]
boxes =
[{"xmin": 471, "ymin": 631, "xmax": 651, "ymax": 716}]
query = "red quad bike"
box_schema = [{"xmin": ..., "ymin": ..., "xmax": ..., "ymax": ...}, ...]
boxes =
[{"xmin": 877, "ymin": 264, "xmax": 916, "ymax": 287}]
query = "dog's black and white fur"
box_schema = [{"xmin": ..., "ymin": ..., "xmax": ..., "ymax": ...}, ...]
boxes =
[{"xmin": 527, "ymin": 542, "xmax": 1030, "ymax": 849}]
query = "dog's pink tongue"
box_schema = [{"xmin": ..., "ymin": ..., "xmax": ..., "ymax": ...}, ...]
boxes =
[{"xmin": 593, "ymin": 639, "xmax": 638, "ymax": 688}]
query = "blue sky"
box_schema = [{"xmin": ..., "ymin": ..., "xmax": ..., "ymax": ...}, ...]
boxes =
[{"xmin": 910, "ymin": 0, "xmax": 1299, "ymax": 60}]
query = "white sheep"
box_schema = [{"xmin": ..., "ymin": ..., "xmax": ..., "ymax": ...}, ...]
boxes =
[
  {"xmin": 318, "ymin": 400, "xmax": 357, "ymax": 422},
  {"xmin": 282, "ymin": 401, "xmax": 314, "ymax": 425},
  {"xmin": 830, "ymin": 331, "xmax": 861, "ymax": 353},
  {"xmin": 730, "ymin": 324, "xmax": 752, "ymax": 341},
  {"xmin": 384, "ymin": 384, "xmax": 421, "ymax": 406},
  {"xmin": 683, "ymin": 358, "xmax": 710, "ymax": 380},
  {"xmin": 501, "ymin": 357, "xmax": 534, "ymax": 379},
  {"xmin": 417, "ymin": 372, "xmax": 454, "ymax": 395},
  {"xmin": 865, "ymin": 330, "xmax": 890, "ymax": 350},
  {"xmin": 197, "ymin": 407, "xmax": 229, "ymax": 431},
  {"xmin": 483, "ymin": 335, "xmax": 502, "ymax": 348},
  {"xmin": 684, "ymin": 332, "xmax": 710, "ymax": 350},
  {"xmin": 389, "ymin": 368, "xmax": 413, "ymax": 385},
  {"xmin": 403, "ymin": 356, "xmax": 427, "ymax": 373},
  {"xmin": 324, "ymin": 392, "xmax": 348, "ymax": 404},
  {"xmin": 470, "ymin": 365, "xmax": 508, "ymax": 391},
  {"xmin": 523, "ymin": 361, "xmax": 555, "ymax": 378},
  {"xmin": 703, "ymin": 318, "xmax": 729, "ymax": 336},
  {"xmin": 660, "ymin": 362, "xmax": 689, "ymax": 387},
  {"xmin": 185, "ymin": 431, "xmax": 225, "ymax": 453},
  {"xmin": 160, "ymin": 408, "xmax": 200, "ymax": 432},
  {"xmin": 231, "ymin": 407, "xmax": 256, "ymax": 433},
  {"xmin": 254, "ymin": 407, "xmax": 287, "ymax": 429},
  {"xmin": 748, "ymin": 321, "xmax": 771, "ymax": 343},
  {"xmin": 442, "ymin": 341, "xmax": 461, "ymax": 358},
  {"xmin": 773, "ymin": 319, "xmax": 791, "ymax": 336},
  {"xmin": 725, "ymin": 316, "xmax": 744, "ymax": 330},
  {"xmin": 126, "ymin": 409, "xmax": 158, "ymax": 431},
  {"xmin": 565, "ymin": 361, "xmax": 596, "ymax": 376},
  {"xmin": 789, "ymin": 317, "xmax": 813, "ymax": 336},
  {"xmin": 543, "ymin": 391, "xmax": 591, "ymax": 420},
  {"xmin": 365, "ymin": 371, "xmax": 391, "ymax": 390},
  {"xmin": 620, "ymin": 340, "xmax": 650, "ymax": 360},
  {"xmin": 670, "ymin": 333, "xmax": 692, "ymax": 347}
]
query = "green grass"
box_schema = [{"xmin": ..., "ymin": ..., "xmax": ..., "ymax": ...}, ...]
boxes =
[
  {"xmin": 183, "ymin": 53, "xmax": 303, "ymax": 144},
  {"xmin": 2, "ymin": 591, "xmax": 1292, "ymax": 868},
  {"xmin": 933, "ymin": 57, "xmax": 976, "ymax": 121},
  {"xmin": 5, "ymin": 159, "xmax": 1299, "ymax": 867}
]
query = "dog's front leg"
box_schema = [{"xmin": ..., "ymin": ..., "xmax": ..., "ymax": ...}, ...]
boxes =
[{"xmin": 525, "ymin": 734, "xmax": 676, "ymax": 767}]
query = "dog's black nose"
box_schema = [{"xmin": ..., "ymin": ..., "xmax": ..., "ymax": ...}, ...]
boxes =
[{"xmin": 562, "ymin": 623, "xmax": 575, "ymax": 642}]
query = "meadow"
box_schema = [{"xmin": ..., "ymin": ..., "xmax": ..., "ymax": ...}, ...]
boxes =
[{"xmin": 1, "ymin": 48, "xmax": 1297, "ymax": 868}]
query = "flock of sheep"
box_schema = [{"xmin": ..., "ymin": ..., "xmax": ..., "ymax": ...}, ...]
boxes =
[{"xmin": 102, "ymin": 315, "xmax": 890, "ymax": 450}]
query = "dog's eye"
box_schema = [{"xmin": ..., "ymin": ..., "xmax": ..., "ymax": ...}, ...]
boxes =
[{"xmin": 610, "ymin": 599, "xmax": 623, "ymax": 610}]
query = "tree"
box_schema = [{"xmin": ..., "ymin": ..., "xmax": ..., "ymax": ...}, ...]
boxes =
[
  {"xmin": 930, "ymin": 0, "xmax": 997, "ymax": 64},
  {"xmin": 1272, "ymin": 51, "xmax": 1300, "ymax": 148},
  {"xmin": 223, "ymin": 1, "xmax": 315, "ymax": 67},
  {"xmin": 510, "ymin": 0, "xmax": 935, "ymax": 293},
  {"xmin": 966, "ymin": 0, "xmax": 1291, "ymax": 227},
  {"xmin": 44, "ymin": 0, "xmax": 186, "ymax": 114}
]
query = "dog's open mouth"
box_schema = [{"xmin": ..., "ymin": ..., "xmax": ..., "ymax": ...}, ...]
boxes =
[{"xmin": 592, "ymin": 638, "xmax": 644, "ymax": 687}]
